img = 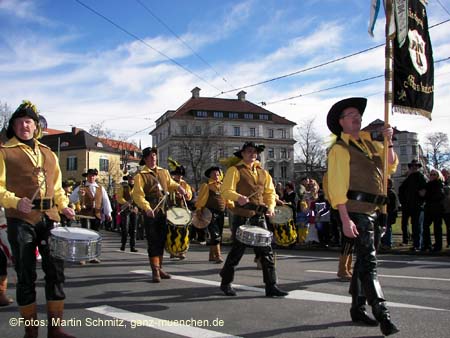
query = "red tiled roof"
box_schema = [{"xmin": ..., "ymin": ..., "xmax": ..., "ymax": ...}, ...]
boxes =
[
  {"xmin": 99, "ymin": 138, "xmax": 141, "ymax": 152},
  {"xmin": 171, "ymin": 97, "xmax": 296, "ymax": 125},
  {"xmin": 44, "ymin": 128, "xmax": 66, "ymax": 135}
]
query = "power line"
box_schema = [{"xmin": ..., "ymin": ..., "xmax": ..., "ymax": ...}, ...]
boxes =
[
  {"xmin": 214, "ymin": 18, "xmax": 450, "ymax": 97},
  {"xmin": 436, "ymin": 0, "xmax": 450, "ymax": 17},
  {"xmin": 265, "ymin": 56, "xmax": 450, "ymax": 105},
  {"xmin": 134, "ymin": 0, "xmax": 234, "ymax": 90},
  {"xmin": 73, "ymin": 0, "xmax": 223, "ymax": 93}
]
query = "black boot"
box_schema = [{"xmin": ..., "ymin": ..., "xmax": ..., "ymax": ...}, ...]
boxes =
[
  {"xmin": 220, "ymin": 283, "xmax": 236, "ymax": 296},
  {"xmin": 350, "ymin": 307, "xmax": 378, "ymax": 326},
  {"xmin": 265, "ymin": 284, "xmax": 288, "ymax": 297},
  {"xmin": 373, "ymin": 302, "xmax": 400, "ymax": 336}
]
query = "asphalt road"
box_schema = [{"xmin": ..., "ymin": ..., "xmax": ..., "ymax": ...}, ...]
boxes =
[{"xmin": 1, "ymin": 229, "xmax": 449, "ymax": 338}]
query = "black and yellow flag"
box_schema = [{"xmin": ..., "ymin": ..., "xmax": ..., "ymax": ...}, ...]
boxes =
[{"xmin": 393, "ymin": 0, "xmax": 434, "ymax": 120}]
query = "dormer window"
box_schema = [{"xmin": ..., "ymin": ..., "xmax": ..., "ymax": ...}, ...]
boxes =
[
  {"xmin": 60, "ymin": 141, "xmax": 69, "ymax": 147},
  {"xmin": 96, "ymin": 142, "xmax": 103, "ymax": 148}
]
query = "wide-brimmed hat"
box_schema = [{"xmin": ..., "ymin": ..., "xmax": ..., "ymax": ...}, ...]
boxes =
[
  {"xmin": 192, "ymin": 208, "xmax": 212, "ymax": 229},
  {"xmin": 139, "ymin": 147, "xmax": 157, "ymax": 165},
  {"xmin": 170, "ymin": 166, "xmax": 186, "ymax": 176},
  {"xmin": 408, "ymin": 159, "xmax": 422, "ymax": 168},
  {"xmin": 326, "ymin": 97, "xmax": 367, "ymax": 136},
  {"xmin": 7, "ymin": 100, "xmax": 42, "ymax": 139},
  {"xmin": 204, "ymin": 166, "xmax": 222, "ymax": 178},
  {"xmin": 233, "ymin": 141, "xmax": 265, "ymax": 158},
  {"xmin": 82, "ymin": 168, "xmax": 99, "ymax": 177}
]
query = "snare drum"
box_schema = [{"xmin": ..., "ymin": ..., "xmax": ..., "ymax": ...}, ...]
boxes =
[
  {"xmin": 166, "ymin": 224, "xmax": 190, "ymax": 255},
  {"xmin": 269, "ymin": 205, "xmax": 293, "ymax": 225},
  {"xmin": 166, "ymin": 207, "xmax": 192, "ymax": 227},
  {"xmin": 273, "ymin": 219, "xmax": 297, "ymax": 246},
  {"xmin": 49, "ymin": 227, "xmax": 101, "ymax": 262},
  {"xmin": 235, "ymin": 225, "xmax": 272, "ymax": 247}
]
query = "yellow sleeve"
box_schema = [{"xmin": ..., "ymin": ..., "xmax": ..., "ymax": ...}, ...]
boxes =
[
  {"xmin": 131, "ymin": 173, "xmax": 151, "ymax": 212},
  {"xmin": 262, "ymin": 170, "xmax": 276, "ymax": 212},
  {"xmin": 220, "ymin": 166, "xmax": 241, "ymax": 202},
  {"xmin": 117, "ymin": 186, "xmax": 127, "ymax": 205},
  {"xmin": 164, "ymin": 170, "xmax": 180, "ymax": 192},
  {"xmin": 195, "ymin": 183, "xmax": 209, "ymax": 209},
  {"xmin": 0, "ymin": 151, "xmax": 20, "ymax": 209},
  {"xmin": 50, "ymin": 152, "xmax": 69, "ymax": 212},
  {"xmin": 182, "ymin": 181, "xmax": 193, "ymax": 201},
  {"xmin": 326, "ymin": 144, "xmax": 350, "ymax": 209}
]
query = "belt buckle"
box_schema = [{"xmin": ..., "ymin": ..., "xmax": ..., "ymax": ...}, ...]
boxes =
[{"xmin": 38, "ymin": 197, "xmax": 53, "ymax": 211}]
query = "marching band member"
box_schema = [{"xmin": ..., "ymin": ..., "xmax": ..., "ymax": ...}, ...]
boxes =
[
  {"xmin": 219, "ymin": 141, "xmax": 288, "ymax": 297},
  {"xmin": 168, "ymin": 159, "xmax": 192, "ymax": 260},
  {"xmin": 132, "ymin": 147, "xmax": 186, "ymax": 283},
  {"xmin": 118, "ymin": 174, "xmax": 138, "ymax": 252},
  {"xmin": 0, "ymin": 101, "xmax": 76, "ymax": 338},
  {"xmin": 195, "ymin": 166, "xmax": 227, "ymax": 263}
]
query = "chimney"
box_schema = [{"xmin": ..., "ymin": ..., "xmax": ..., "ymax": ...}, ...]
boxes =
[
  {"xmin": 191, "ymin": 87, "xmax": 201, "ymax": 98},
  {"xmin": 237, "ymin": 90, "xmax": 247, "ymax": 101}
]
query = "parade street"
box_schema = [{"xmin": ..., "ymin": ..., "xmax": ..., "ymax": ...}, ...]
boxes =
[{"xmin": 1, "ymin": 230, "xmax": 449, "ymax": 338}]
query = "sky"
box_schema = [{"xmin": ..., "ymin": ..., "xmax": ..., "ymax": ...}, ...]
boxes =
[{"xmin": 0, "ymin": 0, "xmax": 449, "ymax": 148}]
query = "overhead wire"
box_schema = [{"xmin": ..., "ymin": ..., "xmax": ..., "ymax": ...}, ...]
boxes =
[
  {"xmin": 73, "ymin": 0, "xmax": 224, "ymax": 93},
  {"xmin": 134, "ymin": 0, "xmax": 235, "ymax": 90}
]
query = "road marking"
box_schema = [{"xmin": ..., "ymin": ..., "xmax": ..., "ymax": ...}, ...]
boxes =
[
  {"xmin": 131, "ymin": 270, "xmax": 449, "ymax": 312},
  {"xmin": 87, "ymin": 305, "xmax": 241, "ymax": 338},
  {"xmin": 306, "ymin": 269, "xmax": 450, "ymax": 282}
]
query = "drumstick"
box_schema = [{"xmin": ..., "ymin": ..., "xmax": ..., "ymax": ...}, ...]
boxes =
[
  {"xmin": 153, "ymin": 193, "xmax": 168, "ymax": 212},
  {"xmin": 30, "ymin": 179, "xmax": 47, "ymax": 203},
  {"xmin": 246, "ymin": 191, "xmax": 258, "ymax": 199}
]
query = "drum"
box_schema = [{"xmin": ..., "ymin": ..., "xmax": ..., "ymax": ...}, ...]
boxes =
[
  {"xmin": 269, "ymin": 205, "xmax": 293, "ymax": 225},
  {"xmin": 49, "ymin": 227, "xmax": 101, "ymax": 262},
  {"xmin": 166, "ymin": 225, "xmax": 190, "ymax": 255},
  {"xmin": 166, "ymin": 207, "xmax": 192, "ymax": 227},
  {"xmin": 235, "ymin": 225, "xmax": 272, "ymax": 247},
  {"xmin": 273, "ymin": 219, "xmax": 297, "ymax": 246},
  {"xmin": 192, "ymin": 208, "xmax": 212, "ymax": 229}
]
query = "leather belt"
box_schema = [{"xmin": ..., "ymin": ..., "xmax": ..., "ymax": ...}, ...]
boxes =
[
  {"xmin": 347, "ymin": 190, "xmax": 387, "ymax": 205},
  {"xmin": 32, "ymin": 197, "xmax": 54, "ymax": 211}
]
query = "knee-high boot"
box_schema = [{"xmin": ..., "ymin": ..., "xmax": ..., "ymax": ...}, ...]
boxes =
[
  {"xmin": 372, "ymin": 301, "xmax": 400, "ymax": 336},
  {"xmin": 20, "ymin": 302, "xmax": 38, "ymax": 338},
  {"xmin": 337, "ymin": 255, "xmax": 352, "ymax": 281},
  {"xmin": 349, "ymin": 275, "xmax": 377, "ymax": 326},
  {"xmin": 0, "ymin": 275, "xmax": 13, "ymax": 306},
  {"xmin": 208, "ymin": 246, "xmax": 215, "ymax": 262},
  {"xmin": 214, "ymin": 244, "xmax": 223, "ymax": 263},
  {"xmin": 159, "ymin": 256, "xmax": 171, "ymax": 279},
  {"xmin": 149, "ymin": 257, "xmax": 161, "ymax": 283},
  {"xmin": 47, "ymin": 300, "xmax": 76, "ymax": 338}
]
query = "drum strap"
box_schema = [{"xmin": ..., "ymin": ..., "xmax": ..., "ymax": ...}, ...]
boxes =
[{"xmin": 241, "ymin": 204, "xmax": 268, "ymax": 215}]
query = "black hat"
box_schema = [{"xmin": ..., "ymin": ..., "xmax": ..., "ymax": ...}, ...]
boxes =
[
  {"xmin": 170, "ymin": 166, "xmax": 186, "ymax": 176},
  {"xmin": 408, "ymin": 159, "xmax": 422, "ymax": 168},
  {"xmin": 139, "ymin": 147, "xmax": 157, "ymax": 166},
  {"xmin": 204, "ymin": 166, "xmax": 222, "ymax": 178},
  {"xmin": 326, "ymin": 97, "xmax": 367, "ymax": 136},
  {"xmin": 7, "ymin": 100, "xmax": 41, "ymax": 139},
  {"xmin": 62, "ymin": 181, "xmax": 72, "ymax": 189},
  {"xmin": 233, "ymin": 141, "xmax": 265, "ymax": 159},
  {"xmin": 82, "ymin": 168, "xmax": 99, "ymax": 177},
  {"xmin": 123, "ymin": 174, "xmax": 134, "ymax": 181}
]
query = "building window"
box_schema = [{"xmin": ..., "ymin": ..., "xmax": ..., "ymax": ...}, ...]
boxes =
[
  {"xmin": 281, "ymin": 166, "xmax": 287, "ymax": 179},
  {"xmin": 60, "ymin": 141, "xmax": 69, "ymax": 147},
  {"xmin": 268, "ymin": 167, "xmax": 274, "ymax": 178},
  {"xmin": 279, "ymin": 129, "xmax": 287, "ymax": 139},
  {"xmin": 180, "ymin": 125, "xmax": 187, "ymax": 135},
  {"xmin": 66, "ymin": 156, "xmax": 77, "ymax": 171},
  {"xmin": 400, "ymin": 145, "xmax": 407, "ymax": 156},
  {"xmin": 412, "ymin": 145, "xmax": 417, "ymax": 155},
  {"xmin": 196, "ymin": 111, "xmax": 208, "ymax": 117},
  {"xmin": 213, "ymin": 111, "xmax": 223, "ymax": 118},
  {"xmin": 268, "ymin": 148, "xmax": 274, "ymax": 159},
  {"xmin": 194, "ymin": 126, "xmax": 201, "ymax": 135},
  {"xmin": 268, "ymin": 129, "xmax": 274, "ymax": 138},
  {"xmin": 217, "ymin": 125, "xmax": 224, "ymax": 135},
  {"xmin": 233, "ymin": 126, "xmax": 240, "ymax": 136},
  {"xmin": 229, "ymin": 112, "xmax": 239, "ymax": 119},
  {"xmin": 99, "ymin": 158, "xmax": 109, "ymax": 172},
  {"xmin": 249, "ymin": 127, "xmax": 256, "ymax": 137},
  {"xmin": 259, "ymin": 114, "xmax": 269, "ymax": 120},
  {"xmin": 216, "ymin": 148, "xmax": 225, "ymax": 160},
  {"xmin": 244, "ymin": 113, "xmax": 253, "ymax": 119},
  {"xmin": 280, "ymin": 148, "xmax": 287, "ymax": 159}
]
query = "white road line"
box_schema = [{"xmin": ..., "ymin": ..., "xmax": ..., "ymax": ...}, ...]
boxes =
[
  {"xmin": 306, "ymin": 269, "xmax": 450, "ymax": 282},
  {"xmin": 87, "ymin": 305, "xmax": 241, "ymax": 338},
  {"xmin": 131, "ymin": 270, "xmax": 449, "ymax": 312}
]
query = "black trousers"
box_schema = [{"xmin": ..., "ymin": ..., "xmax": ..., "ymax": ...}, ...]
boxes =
[
  {"xmin": 348, "ymin": 213, "xmax": 387, "ymax": 312},
  {"xmin": 144, "ymin": 212, "xmax": 167, "ymax": 257},
  {"xmin": 0, "ymin": 249, "xmax": 7, "ymax": 276},
  {"xmin": 120, "ymin": 210, "xmax": 137, "ymax": 249},
  {"xmin": 220, "ymin": 215, "xmax": 277, "ymax": 286},
  {"xmin": 81, "ymin": 217, "xmax": 101, "ymax": 232},
  {"xmin": 7, "ymin": 217, "xmax": 65, "ymax": 306},
  {"xmin": 401, "ymin": 207, "xmax": 422, "ymax": 248},
  {"xmin": 208, "ymin": 210, "xmax": 224, "ymax": 245}
]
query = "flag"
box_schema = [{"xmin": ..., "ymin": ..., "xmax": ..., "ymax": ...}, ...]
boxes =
[
  {"xmin": 393, "ymin": 0, "xmax": 434, "ymax": 119},
  {"xmin": 368, "ymin": 0, "xmax": 395, "ymax": 38}
]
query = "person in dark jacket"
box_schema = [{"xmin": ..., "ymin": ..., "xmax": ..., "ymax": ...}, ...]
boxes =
[{"xmin": 422, "ymin": 169, "xmax": 445, "ymax": 252}]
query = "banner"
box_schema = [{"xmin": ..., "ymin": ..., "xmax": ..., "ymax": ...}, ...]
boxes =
[{"xmin": 393, "ymin": 0, "xmax": 434, "ymax": 119}]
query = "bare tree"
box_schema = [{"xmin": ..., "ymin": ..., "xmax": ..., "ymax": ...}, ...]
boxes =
[
  {"xmin": 294, "ymin": 118, "xmax": 327, "ymax": 180},
  {"xmin": 0, "ymin": 101, "xmax": 13, "ymax": 130},
  {"xmin": 425, "ymin": 132, "xmax": 450, "ymax": 170},
  {"xmin": 89, "ymin": 122, "xmax": 115, "ymax": 139}
]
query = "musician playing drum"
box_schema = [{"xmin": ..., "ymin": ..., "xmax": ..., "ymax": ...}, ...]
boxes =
[
  {"xmin": 118, "ymin": 174, "xmax": 139, "ymax": 252},
  {"xmin": 0, "ymin": 101, "xmax": 76, "ymax": 338},
  {"xmin": 219, "ymin": 141, "xmax": 288, "ymax": 297},
  {"xmin": 132, "ymin": 147, "xmax": 186, "ymax": 283}
]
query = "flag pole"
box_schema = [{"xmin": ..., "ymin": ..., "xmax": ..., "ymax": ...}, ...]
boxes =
[{"xmin": 383, "ymin": 0, "xmax": 394, "ymax": 196}]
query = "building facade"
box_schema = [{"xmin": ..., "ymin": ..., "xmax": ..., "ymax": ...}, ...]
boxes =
[{"xmin": 150, "ymin": 87, "xmax": 297, "ymax": 190}]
